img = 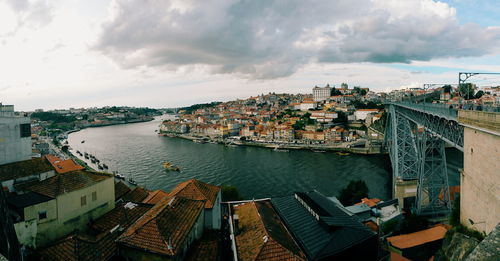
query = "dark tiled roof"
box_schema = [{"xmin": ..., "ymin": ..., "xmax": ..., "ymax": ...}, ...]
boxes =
[
  {"xmin": 26, "ymin": 170, "xmax": 112, "ymax": 198},
  {"xmin": 117, "ymin": 196, "xmax": 205, "ymax": 257},
  {"xmin": 0, "ymin": 157, "xmax": 53, "ymax": 182},
  {"xmin": 168, "ymin": 179, "xmax": 220, "ymax": 208},
  {"xmin": 185, "ymin": 231, "xmax": 219, "ymax": 261},
  {"xmin": 114, "ymin": 181, "xmax": 131, "ymax": 201},
  {"xmin": 234, "ymin": 200, "xmax": 305, "ymax": 261},
  {"xmin": 271, "ymin": 191, "xmax": 376, "ymax": 260},
  {"xmin": 39, "ymin": 202, "xmax": 152, "ymax": 261},
  {"xmin": 6, "ymin": 192, "xmax": 52, "ymax": 209},
  {"xmin": 121, "ymin": 186, "xmax": 149, "ymax": 202}
]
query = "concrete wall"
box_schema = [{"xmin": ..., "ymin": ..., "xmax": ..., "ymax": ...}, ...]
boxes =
[
  {"xmin": 0, "ymin": 115, "xmax": 31, "ymax": 165},
  {"xmin": 460, "ymin": 127, "xmax": 500, "ymax": 234}
]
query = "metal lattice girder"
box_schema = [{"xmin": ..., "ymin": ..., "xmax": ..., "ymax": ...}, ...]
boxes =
[
  {"xmin": 388, "ymin": 103, "xmax": 464, "ymax": 151},
  {"xmin": 386, "ymin": 105, "xmax": 419, "ymax": 182},
  {"xmin": 415, "ymin": 132, "xmax": 451, "ymax": 216}
]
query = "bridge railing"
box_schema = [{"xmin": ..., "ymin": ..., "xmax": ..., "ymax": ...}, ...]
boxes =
[{"xmin": 388, "ymin": 102, "xmax": 458, "ymax": 120}]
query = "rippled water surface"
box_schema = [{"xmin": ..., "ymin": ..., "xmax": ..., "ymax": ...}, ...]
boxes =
[{"xmin": 67, "ymin": 116, "xmax": 461, "ymax": 200}]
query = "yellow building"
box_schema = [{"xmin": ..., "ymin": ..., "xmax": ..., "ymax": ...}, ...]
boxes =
[
  {"xmin": 458, "ymin": 110, "xmax": 500, "ymax": 234},
  {"xmin": 8, "ymin": 170, "xmax": 115, "ymax": 248}
]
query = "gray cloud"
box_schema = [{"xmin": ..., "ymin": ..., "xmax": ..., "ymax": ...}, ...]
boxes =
[
  {"xmin": 94, "ymin": 0, "xmax": 500, "ymax": 79},
  {"xmin": 5, "ymin": 0, "xmax": 54, "ymax": 29}
]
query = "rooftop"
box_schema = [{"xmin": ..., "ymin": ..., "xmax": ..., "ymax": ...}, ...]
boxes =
[
  {"xmin": 168, "ymin": 179, "xmax": 220, "ymax": 209},
  {"xmin": 117, "ymin": 196, "xmax": 205, "ymax": 257},
  {"xmin": 121, "ymin": 186, "xmax": 150, "ymax": 203},
  {"xmin": 271, "ymin": 191, "xmax": 376, "ymax": 260},
  {"xmin": 143, "ymin": 189, "xmax": 169, "ymax": 204},
  {"xmin": 7, "ymin": 192, "xmax": 53, "ymax": 209},
  {"xmin": 387, "ymin": 225, "xmax": 448, "ymax": 249},
  {"xmin": 233, "ymin": 200, "xmax": 305, "ymax": 261},
  {"xmin": 26, "ymin": 170, "xmax": 112, "ymax": 198},
  {"xmin": 45, "ymin": 155, "xmax": 85, "ymax": 174},
  {"xmin": 0, "ymin": 157, "xmax": 54, "ymax": 182},
  {"xmin": 114, "ymin": 181, "xmax": 131, "ymax": 201}
]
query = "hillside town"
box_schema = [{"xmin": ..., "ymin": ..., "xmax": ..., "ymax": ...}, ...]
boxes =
[{"xmin": 160, "ymin": 84, "xmax": 500, "ymax": 153}]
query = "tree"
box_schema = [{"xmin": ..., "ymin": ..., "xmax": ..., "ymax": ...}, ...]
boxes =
[
  {"xmin": 360, "ymin": 89, "xmax": 367, "ymax": 96},
  {"xmin": 443, "ymin": 85, "xmax": 452, "ymax": 93},
  {"xmin": 338, "ymin": 179, "xmax": 369, "ymax": 206},
  {"xmin": 459, "ymin": 83, "xmax": 476, "ymax": 100},
  {"xmin": 331, "ymin": 88, "xmax": 342, "ymax": 96},
  {"xmin": 221, "ymin": 184, "xmax": 242, "ymax": 201}
]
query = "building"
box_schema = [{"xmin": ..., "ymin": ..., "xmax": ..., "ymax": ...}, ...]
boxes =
[
  {"xmin": 299, "ymin": 101, "xmax": 318, "ymax": 111},
  {"xmin": 354, "ymin": 109, "xmax": 379, "ymax": 120},
  {"xmin": 271, "ymin": 191, "xmax": 378, "ymax": 260},
  {"xmin": 0, "ymin": 105, "xmax": 31, "ymax": 165},
  {"xmin": 387, "ymin": 225, "xmax": 448, "ymax": 261},
  {"xmin": 168, "ymin": 179, "xmax": 222, "ymax": 230},
  {"xmin": 458, "ymin": 110, "xmax": 500, "ymax": 234},
  {"xmin": 232, "ymin": 200, "xmax": 305, "ymax": 261},
  {"xmin": 116, "ymin": 196, "xmax": 205, "ymax": 261},
  {"xmin": 8, "ymin": 170, "xmax": 115, "ymax": 248},
  {"xmin": 0, "ymin": 157, "xmax": 55, "ymax": 193},
  {"xmin": 313, "ymin": 86, "xmax": 332, "ymax": 102}
]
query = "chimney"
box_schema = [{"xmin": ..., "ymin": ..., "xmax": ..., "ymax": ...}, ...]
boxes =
[{"xmin": 233, "ymin": 214, "xmax": 240, "ymax": 235}]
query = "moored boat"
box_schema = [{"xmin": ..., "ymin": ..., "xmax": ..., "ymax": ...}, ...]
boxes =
[
  {"xmin": 163, "ymin": 161, "xmax": 181, "ymax": 171},
  {"xmin": 336, "ymin": 152, "xmax": 350, "ymax": 156}
]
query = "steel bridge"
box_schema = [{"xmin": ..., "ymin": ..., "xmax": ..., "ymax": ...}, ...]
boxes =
[{"xmin": 385, "ymin": 102, "xmax": 464, "ymax": 216}]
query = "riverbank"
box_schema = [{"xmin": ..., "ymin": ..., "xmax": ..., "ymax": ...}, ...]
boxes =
[{"xmin": 160, "ymin": 132, "xmax": 386, "ymax": 154}]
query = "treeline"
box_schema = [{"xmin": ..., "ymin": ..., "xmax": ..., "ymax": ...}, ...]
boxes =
[
  {"xmin": 180, "ymin": 102, "xmax": 222, "ymax": 114},
  {"xmin": 31, "ymin": 112, "xmax": 76, "ymax": 123}
]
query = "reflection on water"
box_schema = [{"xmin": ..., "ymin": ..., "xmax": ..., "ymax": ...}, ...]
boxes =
[{"xmin": 68, "ymin": 116, "xmax": 462, "ymax": 200}]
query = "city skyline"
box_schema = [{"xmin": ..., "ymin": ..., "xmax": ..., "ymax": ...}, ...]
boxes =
[{"xmin": 1, "ymin": 0, "xmax": 500, "ymax": 111}]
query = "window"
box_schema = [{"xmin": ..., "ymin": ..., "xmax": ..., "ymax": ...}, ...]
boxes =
[
  {"xmin": 20, "ymin": 123, "xmax": 31, "ymax": 138},
  {"xmin": 81, "ymin": 195, "xmax": 87, "ymax": 206},
  {"xmin": 92, "ymin": 191, "xmax": 97, "ymax": 201},
  {"xmin": 38, "ymin": 211, "xmax": 47, "ymax": 220}
]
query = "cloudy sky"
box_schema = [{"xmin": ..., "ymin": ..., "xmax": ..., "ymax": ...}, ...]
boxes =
[{"xmin": 1, "ymin": 0, "xmax": 500, "ymax": 111}]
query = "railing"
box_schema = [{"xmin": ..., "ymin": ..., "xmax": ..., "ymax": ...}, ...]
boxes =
[{"xmin": 388, "ymin": 102, "xmax": 458, "ymax": 120}]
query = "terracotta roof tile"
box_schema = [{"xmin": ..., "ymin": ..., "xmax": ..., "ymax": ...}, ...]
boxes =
[
  {"xmin": 185, "ymin": 231, "xmax": 219, "ymax": 261},
  {"xmin": 234, "ymin": 201, "xmax": 305, "ymax": 261},
  {"xmin": 114, "ymin": 181, "xmax": 131, "ymax": 201},
  {"xmin": 117, "ymin": 196, "xmax": 205, "ymax": 257},
  {"xmin": 355, "ymin": 198, "xmax": 381, "ymax": 208},
  {"xmin": 387, "ymin": 225, "xmax": 448, "ymax": 249},
  {"xmin": 143, "ymin": 189, "xmax": 169, "ymax": 204},
  {"xmin": 0, "ymin": 157, "xmax": 53, "ymax": 182},
  {"xmin": 39, "ymin": 203, "xmax": 152, "ymax": 261},
  {"xmin": 26, "ymin": 170, "xmax": 112, "ymax": 198},
  {"xmin": 121, "ymin": 187, "xmax": 150, "ymax": 203},
  {"xmin": 45, "ymin": 155, "xmax": 85, "ymax": 174},
  {"xmin": 168, "ymin": 179, "xmax": 220, "ymax": 209}
]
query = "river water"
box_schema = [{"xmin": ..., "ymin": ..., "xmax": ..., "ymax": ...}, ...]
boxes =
[{"xmin": 67, "ymin": 116, "xmax": 462, "ymax": 200}]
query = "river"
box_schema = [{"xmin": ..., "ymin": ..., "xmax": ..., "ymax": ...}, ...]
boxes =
[{"xmin": 67, "ymin": 116, "xmax": 462, "ymax": 200}]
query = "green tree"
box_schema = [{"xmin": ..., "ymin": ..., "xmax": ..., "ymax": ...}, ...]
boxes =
[
  {"xmin": 443, "ymin": 85, "xmax": 452, "ymax": 93},
  {"xmin": 221, "ymin": 184, "xmax": 242, "ymax": 201},
  {"xmin": 459, "ymin": 83, "xmax": 476, "ymax": 100},
  {"xmin": 360, "ymin": 89, "xmax": 367, "ymax": 96},
  {"xmin": 331, "ymin": 88, "xmax": 342, "ymax": 96},
  {"xmin": 338, "ymin": 179, "xmax": 369, "ymax": 206}
]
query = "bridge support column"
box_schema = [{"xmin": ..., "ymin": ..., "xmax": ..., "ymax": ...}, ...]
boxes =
[{"xmin": 415, "ymin": 131, "xmax": 452, "ymax": 216}]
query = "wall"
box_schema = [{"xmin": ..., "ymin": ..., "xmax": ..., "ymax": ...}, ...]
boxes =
[
  {"xmin": 460, "ymin": 127, "xmax": 500, "ymax": 234},
  {"xmin": 0, "ymin": 116, "xmax": 31, "ymax": 165},
  {"xmin": 36, "ymin": 177, "xmax": 115, "ymax": 247}
]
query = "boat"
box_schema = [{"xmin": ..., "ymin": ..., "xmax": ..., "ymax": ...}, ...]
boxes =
[
  {"xmin": 313, "ymin": 150, "xmax": 326, "ymax": 153},
  {"xmin": 81, "ymin": 140, "xmax": 85, "ymax": 143},
  {"xmin": 193, "ymin": 139, "xmax": 206, "ymax": 144},
  {"xmin": 91, "ymin": 158, "xmax": 97, "ymax": 164},
  {"xmin": 274, "ymin": 147, "xmax": 289, "ymax": 152},
  {"xmin": 76, "ymin": 150, "xmax": 82, "ymax": 155},
  {"xmin": 84, "ymin": 152, "xmax": 89, "ymax": 159},
  {"xmin": 163, "ymin": 162, "xmax": 181, "ymax": 171},
  {"xmin": 114, "ymin": 172, "xmax": 125, "ymax": 180},
  {"xmin": 128, "ymin": 178, "xmax": 137, "ymax": 186},
  {"xmin": 97, "ymin": 164, "xmax": 103, "ymax": 170},
  {"xmin": 336, "ymin": 152, "xmax": 350, "ymax": 156},
  {"xmin": 103, "ymin": 164, "xmax": 109, "ymax": 169}
]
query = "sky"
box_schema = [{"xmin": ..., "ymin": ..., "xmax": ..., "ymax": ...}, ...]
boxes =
[{"xmin": 0, "ymin": 0, "xmax": 500, "ymax": 111}]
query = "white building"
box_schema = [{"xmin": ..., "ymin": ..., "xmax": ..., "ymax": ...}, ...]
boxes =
[
  {"xmin": 299, "ymin": 101, "xmax": 318, "ymax": 111},
  {"xmin": 310, "ymin": 111, "xmax": 338, "ymax": 122},
  {"xmin": 354, "ymin": 109, "xmax": 379, "ymax": 120},
  {"xmin": 0, "ymin": 105, "xmax": 32, "ymax": 165},
  {"xmin": 313, "ymin": 86, "xmax": 332, "ymax": 102}
]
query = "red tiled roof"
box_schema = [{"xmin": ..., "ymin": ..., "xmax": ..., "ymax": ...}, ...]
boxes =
[
  {"xmin": 0, "ymin": 157, "xmax": 54, "ymax": 182},
  {"xmin": 234, "ymin": 201, "xmax": 305, "ymax": 261},
  {"xmin": 168, "ymin": 179, "xmax": 220, "ymax": 209},
  {"xmin": 114, "ymin": 181, "xmax": 131, "ymax": 201},
  {"xmin": 46, "ymin": 155, "xmax": 85, "ymax": 174},
  {"xmin": 26, "ymin": 170, "xmax": 112, "ymax": 198},
  {"xmin": 387, "ymin": 225, "xmax": 448, "ymax": 249},
  {"xmin": 355, "ymin": 198, "xmax": 381, "ymax": 208},
  {"xmin": 39, "ymin": 203, "xmax": 152, "ymax": 261},
  {"xmin": 117, "ymin": 196, "xmax": 205, "ymax": 257},
  {"xmin": 121, "ymin": 187, "xmax": 150, "ymax": 203},
  {"xmin": 184, "ymin": 231, "xmax": 219, "ymax": 261},
  {"xmin": 143, "ymin": 190, "xmax": 169, "ymax": 204}
]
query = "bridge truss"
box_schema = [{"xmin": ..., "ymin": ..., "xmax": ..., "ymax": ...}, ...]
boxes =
[{"xmin": 386, "ymin": 103, "xmax": 456, "ymax": 216}]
